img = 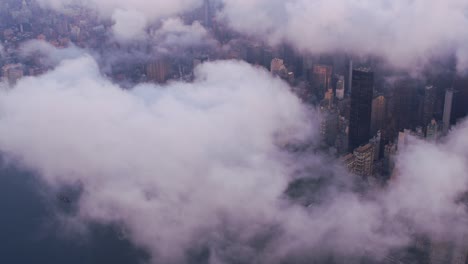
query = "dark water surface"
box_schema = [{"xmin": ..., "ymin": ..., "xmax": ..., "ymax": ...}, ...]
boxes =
[{"xmin": 0, "ymin": 164, "xmax": 147, "ymax": 264}]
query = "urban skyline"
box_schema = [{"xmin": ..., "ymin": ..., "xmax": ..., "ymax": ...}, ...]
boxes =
[{"xmin": 1, "ymin": 1, "xmax": 468, "ymax": 264}]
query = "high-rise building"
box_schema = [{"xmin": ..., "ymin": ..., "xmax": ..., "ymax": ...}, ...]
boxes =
[
  {"xmin": 414, "ymin": 126, "xmax": 425, "ymax": 139},
  {"xmin": 391, "ymin": 79, "xmax": 419, "ymax": 133},
  {"xmin": 348, "ymin": 68, "xmax": 374, "ymax": 152},
  {"xmin": 342, "ymin": 153, "xmax": 356, "ymax": 173},
  {"xmin": 452, "ymin": 77, "xmax": 468, "ymax": 125},
  {"xmin": 320, "ymin": 107, "xmax": 339, "ymax": 146},
  {"xmin": 429, "ymin": 240, "xmax": 453, "ymax": 264},
  {"xmin": 323, "ymin": 88, "xmax": 334, "ymax": 109},
  {"xmin": 397, "ymin": 129, "xmax": 411, "ymax": 151},
  {"xmin": 443, "ymin": 89, "xmax": 454, "ymax": 135},
  {"xmin": 423, "ymin": 85, "xmax": 437, "ymax": 127},
  {"xmin": 426, "ymin": 119, "xmax": 440, "ymax": 141},
  {"xmin": 429, "ymin": 235, "xmax": 468, "ymax": 264},
  {"xmin": 311, "ymin": 64, "xmax": 332, "ymax": 99},
  {"xmin": 270, "ymin": 58, "xmax": 288, "ymax": 79},
  {"xmin": 335, "ymin": 116, "xmax": 349, "ymax": 156},
  {"xmin": 371, "ymin": 95, "xmax": 386, "ymax": 136},
  {"xmin": 450, "ymin": 236, "xmax": 468, "ymax": 264},
  {"xmin": 146, "ymin": 60, "xmax": 171, "ymax": 83},
  {"xmin": 347, "ymin": 59, "xmax": 353, "ymax": 94},
  {"xmin": 2, "ymin": 63, "xmax": 24, "ymax": 85},
  {"xmin": 337, "ymin": 97, "xmax": 351, "ymax": 120},
  {"xmin": 335, "ymin": 74, "xmax": 345, "ymax": 100},
  {"xmin": 353, "ymin": 143, "xmax": 375, "ymax": 177},
  {"xmin": 203, "ymin": 0, "xmax": 212, "ymax": 29},
  {"xmin": 383, "ymin": 142, "xmax": 397, "ymax": 176},
  {"xmin": 369, "ymin": 131, "xmax": 381, "ymax": 161}
]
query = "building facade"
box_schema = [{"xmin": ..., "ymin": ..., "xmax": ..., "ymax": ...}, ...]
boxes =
[{"xmin": 348, "ymin": 68, "xmax": 374, "ymax": 151}]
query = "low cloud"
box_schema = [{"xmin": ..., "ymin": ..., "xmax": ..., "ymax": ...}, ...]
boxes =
[
  {"xmin": 111, "ymin": 9, "xmax": 148, "ymax": 41},
  {"xmin": 20, "ymin": 40, "xmax": 85, "ymax": 67},
  {"xmin": 1, "ymin": 46, "xmax": 468, "ymax": 263},
  {"xmin": 38, "ymin": 0, "xmax": 468, "ymax": 72},
  {"xmin": 219, "ymin": 0, "xmax": 468, "ymax": 72},
  {"xmin": 37, "ymin": 0, "xmax": 203, "ymax": 41},
  {"xmin": 151, "ymin": 18, "xmax": 216, "ymax": 54}
]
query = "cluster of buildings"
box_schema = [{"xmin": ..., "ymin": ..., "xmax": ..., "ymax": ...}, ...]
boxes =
[
  {"xmin": 0, "ymin": 0, "xmax": 109, "ymax": 83},
  {"xmin": 293, "ymin": 59, "xmax": 468, "ymax": 184},
  {"xmin": 0, "ymin": 0, "xmax": 220, "ymax": 86},
  {"xmin": 1, "ymin": 1, "xmax": 468, "ymax": 263},
  {"xmin": 264, "ymin": 48, "xmax": 468, "ymax": 189}
]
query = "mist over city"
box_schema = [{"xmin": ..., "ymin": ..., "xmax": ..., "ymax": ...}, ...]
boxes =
[{"xmin": 1, "ymin": 1, "xmax": 468, "ymax": 264}]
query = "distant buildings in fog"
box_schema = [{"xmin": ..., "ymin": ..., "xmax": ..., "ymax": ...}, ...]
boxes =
[
  {"xmin": 146, "ymin": 60, "xmax": 171, "ymax": 83},
  {"xmin": 2, "ymin": 63, "xmax": 23, "ymax": 85}
]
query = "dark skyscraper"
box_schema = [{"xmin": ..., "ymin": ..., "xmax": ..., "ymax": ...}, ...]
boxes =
[
  {"xmin": 311, "ymin": 64, "xmax": 333, "ymax": 100},
  {"xmin": 203, "ymin": 0, "xmax": 212, "ymax": 29},
  {"xmin": 422, "ymin": 85, "xmax": 436, "ymax": 127},
  {"xmin": 442, "ymin": 88, "xmax": 454, "ymax": 135},
  {"xmin": 391, "ymin": 79, "xmax": 419, "ymax": 133},
  {"xmin": 452, "ymin": 77, "xmax": 468, "ymax": 125},
  {"xmin": 347, "ymin": 60, "xmax": 353, "ymax": 94},
  {"xmin": 349, "ymin": 68, "xmax": 374, "ymax": 152}
]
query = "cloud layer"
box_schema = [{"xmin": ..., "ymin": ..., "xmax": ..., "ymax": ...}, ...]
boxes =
[
  {"xmin": 0, "ymin": 55, "xmax": 314, "ymax": 262},
  {"xmin": 37, "ymin": 0, "xmax": 203, "ymax": 41},
  {"xmin": 38, "ymin": 0, "xmax": 468, "ymax": 71},
  {"xmin": 220, "ymin": 0, "xmax": 468, "ymax": 71},
  {"xmin": 1, "ymin": 47, "xmax": 468, "ymax": 262}
]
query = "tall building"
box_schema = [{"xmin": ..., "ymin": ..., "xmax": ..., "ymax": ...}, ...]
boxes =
[
  {"xmin": 2, "ymin": 63, "xmax": 24, "ymax": 85},
  {"xmin": 203, "ymin": 0, "xmax": 212, "ymax": 29},
  {"xmin": 323, "ymin": 88, "xmax": 334, "ymax": 109},
  {"xmin": 443, "ymin": 89, "xmax": 454, "ymax": 135},
  {"xmin": 335, "ymin": 116, "xmax": 349, "ymax": 155},
  {"xmin": 369, "ymin": 131, "xmax": 381, "ymax": 161},
  {"xmin": 347, "ymin": 59, "xmax": 353, "ymax": 94},
  {"xmin": 397, "ymin": 129, "xmax": 411, "ymax": 151},
  {"xmin": 450, "ymin": 236, "xmax": 468, "ymax": 264},
  {"xmin": 391, "ymin": 79, "xmax": 419, "ymax": 133},
  {"xmin": 342, "ymin": 153, "xmax": 356, "ymax": 173},
  {"xmin": 320, "ymin": 107, "xmax": 339, "ymax": 146},
  {"xmin": 335, "ymin": 74, "xmax": 345, "ymax": 100},
  {"xmin": 426, "ymin": 119, "xmax": 440, "ymax": 141},
  {"xmin": 337, "ymin": 97, "xmax": 351, "ymax": 120},
  {"xmin": 348, "ymin": 68, "xmax": 374, "ymax": 152},
  {"xmin": 429, "ymin": 240, "xmax": 453, "ymax": 264},
  {"xmin": 429, "ymin": 235, "xmax": 468, "ymax": 264},
  {"xmin": 353, "ymin": 143, "xmax": 375, "ymax": 177},
  {"xmin": 146, "ymin": 60, "xmax": 171, "ymax": 83},
  {"xmin": 270, "ymin": 58, "xmax": 288, "ymax": 79},
  {"xmin": 371, "ymin": 95, "xmax": 386, "ymax": 136},
  {"xmin": 383, "ymin": 143, "xmax": 397, "ymax": 176},
  {"xmin": 423, "ymin": 85, "xmax": 437, "ymax": 127},
  {"xmin": 311, "ymin": 64, "xmax": 332, "ymax": 99},
  {"xmin": 452, "ymin": 77, "xmax": 468, "ymax": 124}
]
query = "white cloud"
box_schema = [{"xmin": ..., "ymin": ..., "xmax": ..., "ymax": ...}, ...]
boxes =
[
  {"xmin": 157, "ymin": 18, "xmax": 211, "ymax": 46},
  {"xmin": 20, "ymin": 40, "xmax": 85, "ymax": 66},
  {"xmin": 37, "ymin": 0, "xmax": 203, "ymax": 41},
  {"xmin": 111, "ymin": 9, "xmax": 148, "ymax": 41},
  {"xmin": 219, "ymin": 0, "xmax": 468, "ymax": 71},
  {"xmin": 0, "ymin": 54, "xmax": 316, "ymax": 262},
  {"xmin": 2, "ymin": 45, "xmax": 468, "ymax": 262},
  {"xmin": 38, "ymin": 0, "xmax": 468, "ymax": 71}
]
